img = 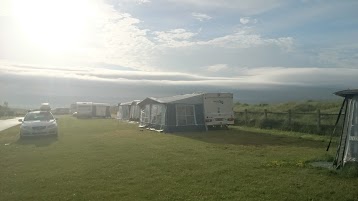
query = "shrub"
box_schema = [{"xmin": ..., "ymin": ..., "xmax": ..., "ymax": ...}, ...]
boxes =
[{"xmin": 292, "ymin": 103, "xmax": 316, "ymax": 112}]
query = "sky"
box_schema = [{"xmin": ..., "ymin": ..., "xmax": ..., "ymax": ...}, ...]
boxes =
[{"xmin": 0, "ymin": 0, "xmax": 358, "ymax": 108}]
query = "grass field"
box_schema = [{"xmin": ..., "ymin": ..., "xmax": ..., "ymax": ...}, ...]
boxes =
[{"xmin": 1, "ymin": 116, "xmax": 357, "ymax": 201}]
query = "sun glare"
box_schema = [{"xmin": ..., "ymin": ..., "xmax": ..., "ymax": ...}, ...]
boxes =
[{"xmin": 11, "ymin": 0, "xmax": 95, "ymax": 54}]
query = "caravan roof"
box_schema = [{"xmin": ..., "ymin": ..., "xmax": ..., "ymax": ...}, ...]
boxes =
[
  {"xmin": 120, "ymin": 101, "xmax": 133, "ymax": 106},
  {"xmin": 152, "ymin": 93, "xmax": 202, "ymax": 103},
  {"xmin": 131, "ymin": 100, "xmax": 141, "ymax": 105},
  {"xmin": 76, "ymin": 102, "xmax": 93, "ymax": 105},
  {"xmin": 335, "ymin": 89, "xmax": 358, "ymax": 97},
  {"xmin": 139, "ymin": 93, "xmax": 203, "ymax": 106},
  {"xmin": 93, "ymin": 103, "xmax": 110, "ymax": 106}
]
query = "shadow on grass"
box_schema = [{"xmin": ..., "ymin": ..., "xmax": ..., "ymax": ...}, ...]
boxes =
[
  {"xmin": 171, "ymin": 129, "xmax": 326, "ymax": 148},
  {"xmin": 16, "ymin": 136, "xmax": 58, "ymax": 147}
]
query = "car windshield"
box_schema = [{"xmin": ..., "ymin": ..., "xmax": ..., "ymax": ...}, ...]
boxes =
[{"xmin": 24, "ymin": 112, "xmax": 54, "ymax": 121}]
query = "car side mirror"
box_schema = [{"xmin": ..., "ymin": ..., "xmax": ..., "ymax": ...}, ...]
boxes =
[{"xmin": 18, "ymin": 119, "xmax": 23, "ymax": 122}]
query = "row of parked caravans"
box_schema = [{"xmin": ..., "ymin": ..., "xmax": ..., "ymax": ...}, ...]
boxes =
[
  {"xmin": 117, "ymin": 93, "xmax": 235, "ymax": 132},
  {"xmin": 71, "ymin": 102, "xmax": 111, "ymax": 118}
]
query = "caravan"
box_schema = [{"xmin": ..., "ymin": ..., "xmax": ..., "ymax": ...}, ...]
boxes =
[
  {"xmin": 138, "ymin": 93, "xmax": 206, "ymax": 132},
  {"xmin": 203, "ymin": 93, "xmax": 235, "ymax": 127},
  {"xmin": 75, "ymin": 102, "xmax": 110, "ymax": 118},
  {"xmin": 117, "ymin": 102, "xmax": 131, "ymax": 120},
  {"xmin": 76, "ymin": 102, "xmax": 93, "ymax": 118},
  {"xmin": 129, "ymin": 100, "xmax": 141, "ymax": 121},
  {"xmin": 92, "ymin": 103, "xmax": 111, "ymax": 118},
  {"xmin": 138, "ymin": 93, "xmax": 235, "ymax": 132}
]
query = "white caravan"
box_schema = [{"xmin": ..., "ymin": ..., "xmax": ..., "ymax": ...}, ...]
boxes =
[
  {"xmin": 203, "ymin": 93, "xmax": 235, "ymax": 127},
  {"xmin": 129, "ymin": 100, "xmax": 141, "ymax": 121},
  {"xmin": 118, "ymin": 102, "xmax": 131, "ymax": 120},
  {"xmin": 93, "ymin": 103, "xmax": 110, "ymax": 118},
  {"xmin": 76, "ymin": 102, "xmax": 93, "ymax": 118}
]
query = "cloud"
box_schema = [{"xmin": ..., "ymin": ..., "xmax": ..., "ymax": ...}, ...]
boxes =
[
  {"xmin": 135, "ymin": 0, "xmax": 150, "ymax": 4},
  {"xmin": 1, "ymin": 62, "xmax": 357, "ymax": 89},
  {"xmin": 317, "ymin": 44, "xmax": 358, "ymax": 68},
  {"xmin": 153, "ymin": 28, "xmax": 293, "ymax": 51},
  {"xmin": 146, "ymin": 27, "xmax": 296, "ymax": 73},
  {"xmin": 0, "ymin": 1, "xmax": 158, "ymax": 71},
  {"xmin": 240, "ymin": 17, "xmax": 250, "ymax": 25},
  {"xmin": 192, "ymin": 12, "xmax": 212, "ymax": 21},
  {"xmin": 240, "ymin": 17, "xmax": 258, "ymax": 25},
  {"xmin": 0, "ymin": 0, "xmax": 297, "ymax": 73},
  {"xmin": 117, "ymin": 0, "xmax": 151, "ymax": 5},
  {"xmin": 3, "ymin": 0, "xmax": 353, "ymax": 82},
  {"xmin": 92, "ymin": 6, "xmax": 157, "ymax": 71},
  {"xmin": 205, "ymin": 64, "xmax": 229, "ymax": 72},
  {"xmin": 167, "ymin": 0, "xmax": 284, "ymax": 15},
  {"xmin": 1, "ymin": 62, "xmax": 357, "ymax": 107},
  {"xmin": 153, "ymin": 29, "xmax": 197, "ymax": 47},
  {"xmin": 197, "ymin": 29, "xmax": 293, "ymax": 50}
]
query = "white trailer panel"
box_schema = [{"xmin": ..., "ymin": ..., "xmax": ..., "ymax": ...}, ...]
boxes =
[
  {"xmin": 76, "ymin": 102, "xmax": 93, "ymax": 118},
  {"xmin": 93, "ymin": 103, "xmax": 108, "ymax": 117},
  {"xmin": 203, "ymin": 93, "xmax": 234, "ymax": 126}
]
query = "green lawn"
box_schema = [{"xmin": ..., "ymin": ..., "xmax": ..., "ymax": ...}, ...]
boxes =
[{"xmin": 0, "ymin": 116, "xmax": 357, "ymax": 201}]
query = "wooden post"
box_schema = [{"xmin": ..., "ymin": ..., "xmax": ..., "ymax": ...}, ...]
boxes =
[
  {"xmin": 288, "ymin": 110, "xmax": 292, "ymax": 128},
  {"xmin": 264, "ymin": 109, "xmax": 268, "ymax": 119},
  {"xmin": 317, "ymin": 109, "xmax": 321, "ymax": 133},
  {"xmin": 245, "ymin": 109, "xmax": 248, "ymax": 125}
]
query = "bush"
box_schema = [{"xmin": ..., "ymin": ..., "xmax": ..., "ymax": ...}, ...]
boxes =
[{"xmin": 292, "ymin": 103, "xmax": 316, "ymax": 112}]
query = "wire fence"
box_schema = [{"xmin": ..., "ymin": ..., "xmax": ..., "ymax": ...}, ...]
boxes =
[{"xmin": 234, "ymin": 109, "xmax": 342, "ymax": 135}]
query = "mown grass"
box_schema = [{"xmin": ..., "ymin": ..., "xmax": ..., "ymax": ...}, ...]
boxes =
[
  {"xmin": 1, "ymin": 116, "xmax": 357, "ymax": 201},
  {"xmin": 231, "ymin": 126, "xmax": 337, "ymax": 143}
]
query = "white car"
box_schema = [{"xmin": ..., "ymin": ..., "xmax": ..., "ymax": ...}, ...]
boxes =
[{"xmin": 19, "ymin": 111, "xmax": 58, "ymax": 138}]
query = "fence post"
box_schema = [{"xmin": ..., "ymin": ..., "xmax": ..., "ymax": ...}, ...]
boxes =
[
  {"xmin": 245, "ymin": 109, "xmax": 248, "ymax": 125},
  {"xmin": 317, "ymin": 109, "xmax": 321, "ymax": 133},
  {"xmin": 288, "ymin": 110, "xmax": 292, "ymax": 128},
  {"xmin": 264, "ymin": 109, "xmax": 268, "ymax": 119}
]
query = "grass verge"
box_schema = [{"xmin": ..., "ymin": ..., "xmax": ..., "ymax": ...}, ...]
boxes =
[{"xmin": 231, "ymin": 125, "xmax": 337, "ymax": 143}]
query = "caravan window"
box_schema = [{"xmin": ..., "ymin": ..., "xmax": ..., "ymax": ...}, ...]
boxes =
[{"xmin": 176, "ymin": 105, "xmax": 196, "ymax": 126}]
